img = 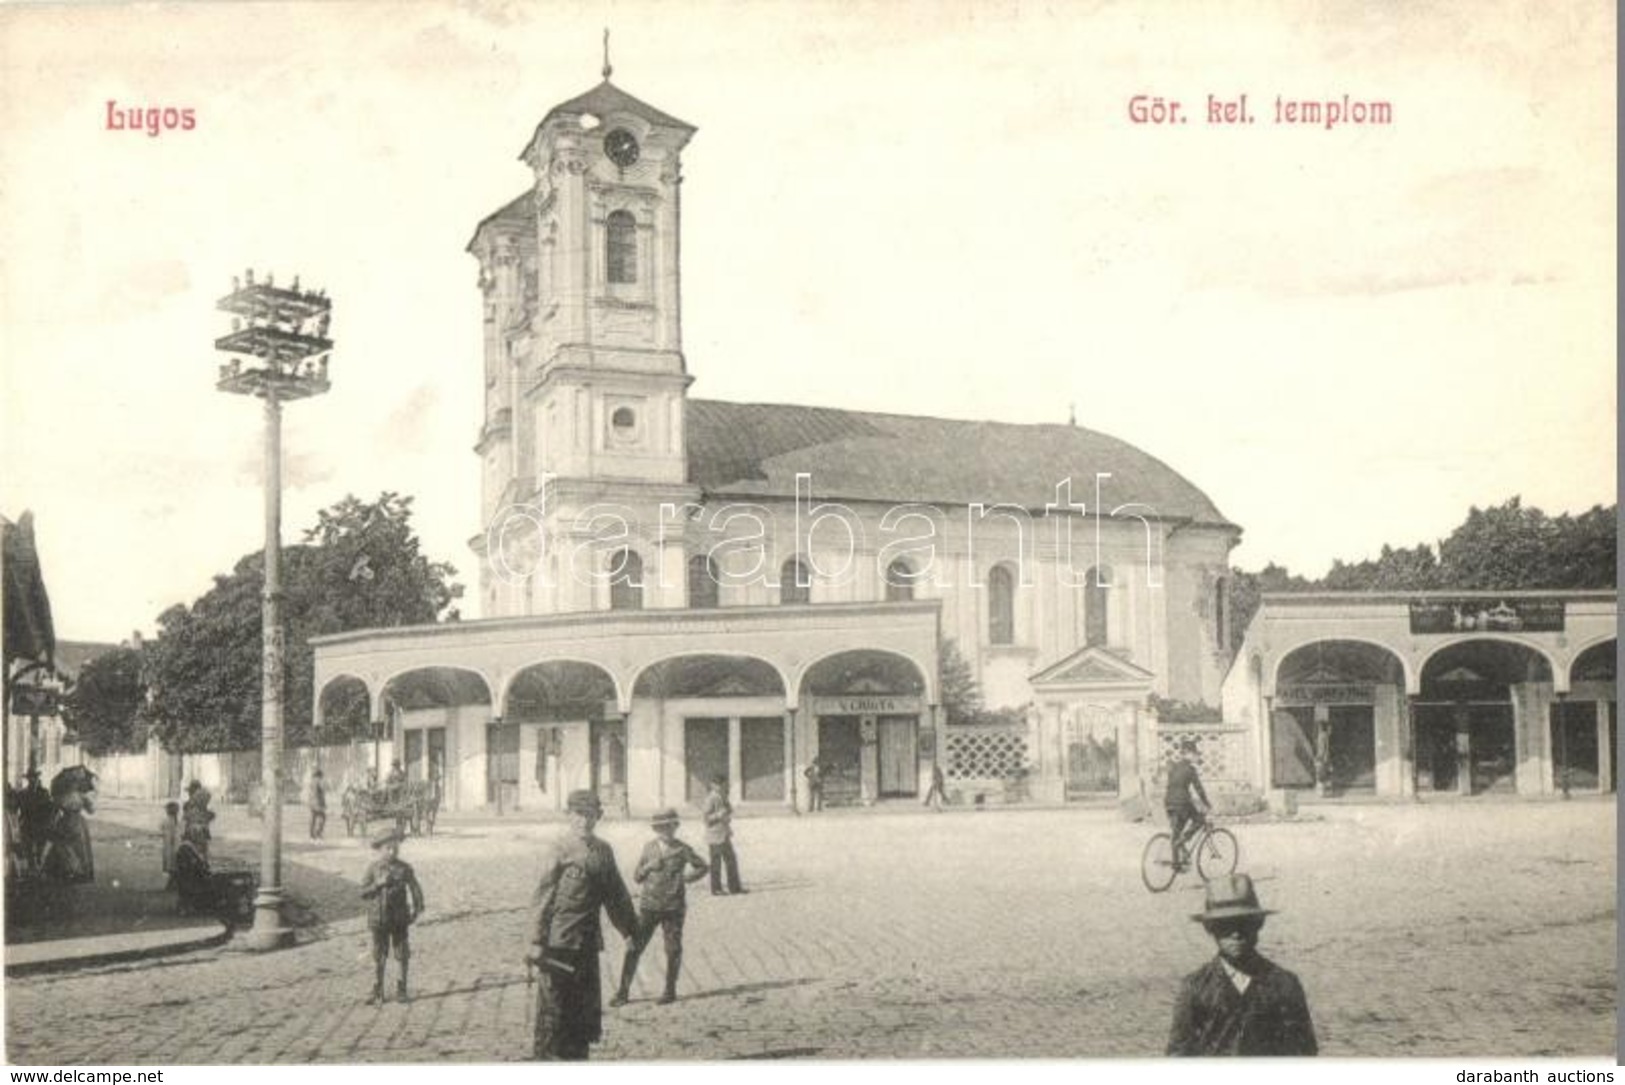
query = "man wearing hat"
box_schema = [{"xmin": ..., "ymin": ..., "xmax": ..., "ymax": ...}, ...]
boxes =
[
  {"xmin": 360, "ymin": 826, "xmax": 425, "ymax": 1004},
  {"xmin": 702, "ymin": 775, "xmax": 746, "ymax": 895},
  {"xmin": 527, "ymin": 789, "xmax": 638, "ymax": 1060},
  {"xmin": 1164, "ymin": 738, "xmax": 1211, "ymax": 870},
  {"xmin": 1167, "ymin": 874, "xmax": 1318, "ymax": 1056},
  {"xmin": 610, "ymin": 807, "xmax": 709, "ymax": 1007},
  {"xmin": 17, "ymin": 769, "xmax": 53, "ymax": 870}
]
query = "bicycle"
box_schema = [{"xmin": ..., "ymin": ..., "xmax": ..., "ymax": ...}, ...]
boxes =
[{"xmin": 1140, "ymin": 812, "xmax": 1238, "ymax": 892}]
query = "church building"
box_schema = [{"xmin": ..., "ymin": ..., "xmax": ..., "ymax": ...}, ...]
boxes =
[{"xmin": 311, "ymin": 71, "xmax": 1244, "ymax": 815}]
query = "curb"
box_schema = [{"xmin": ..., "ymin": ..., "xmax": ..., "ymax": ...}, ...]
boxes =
[{"xmin": 5, "ymin": 921, "xmax": 233, "ymax": 977}]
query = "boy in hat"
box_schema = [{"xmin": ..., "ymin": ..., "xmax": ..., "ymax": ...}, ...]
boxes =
[
  {"xmin": 306, "ymin": 768, "xmax": 327, "ymax": 841},
  {"xmin": 527, "ymin": 789, "xmax": 637, "ymax": 1060},
  {"xmin": 610, "ymin": 807, "xmax": 709, "ymax": 1007},
  {"xmin": 1167, "ymin": 874, "xmax": 1317, "ymax": 1056},
  {"xmin": 1164, "ymin": 738, "xmax": 1211, "ymax": 869},
  {"xmin": 361, "ymin": 826, "xmax": 425, "ymax": 1004},
  {"xmin": 702, "ymin": 775, "xmax": 745, "ymax": 895}
]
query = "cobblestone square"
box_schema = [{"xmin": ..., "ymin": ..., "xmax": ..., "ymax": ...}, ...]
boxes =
[{"xmin": 5, "ymin": 799, "xmax": 1615, "ymax": 1062}]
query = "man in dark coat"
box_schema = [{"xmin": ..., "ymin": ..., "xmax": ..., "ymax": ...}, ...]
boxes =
[
  {"xmin": 1167, "ymin": 874, "xmax": 1318, "ymax": 1057},
  {"xmin": 1164, "ymin": 738, "xmax": 1210, "ymax": 868},
  {"xmin": 527, "ymin": 789, "xmax": 637, "ymax": 1061}
]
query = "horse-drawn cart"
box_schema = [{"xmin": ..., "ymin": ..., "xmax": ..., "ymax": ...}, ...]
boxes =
[{"xmin": 342, "ymin": 781, "xmax": 440, "ymax": 838}]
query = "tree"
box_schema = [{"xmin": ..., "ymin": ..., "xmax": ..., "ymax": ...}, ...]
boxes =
[
  {"xmin": 938, "ymin": 636, "xmax": 1026, "ymax": 727},
  {"xmin": 59, "ymin": 646, "xmax": 147, "ymax": 755},
  {"xmin": 144, "ymin": 493, "xmax": 462, "ymax": 753}
]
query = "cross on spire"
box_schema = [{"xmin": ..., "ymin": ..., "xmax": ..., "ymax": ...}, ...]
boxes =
[{"xmin": 602, "ymin": 28, "xmax": 612, "ymax": 80}]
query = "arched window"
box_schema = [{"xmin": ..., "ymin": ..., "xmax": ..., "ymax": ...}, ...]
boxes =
[
  {"xmin": 688, "ymin": 554, "xmax": 720, "ymax": 609},
  {"xmin": 608, "ymin": 548, "xmax": 643, "ymax": 611},
  {"xmin": 1084, "ymin": 565, "xmax": 1112, "ymax": 647},
  {"xmin": 780, "ymin": 557, "xmax": 811, "ymax": 605},
  {"xmin": 885, "ymin": 558, "xmax": 915, "ymax": 602},
  {"xmin": 607, "ymin": 210, "xmax": 637, "ymax": 284},
  {"xmin": 988, "ymin": 565, "xmax": 1015, "ymax": 645}
]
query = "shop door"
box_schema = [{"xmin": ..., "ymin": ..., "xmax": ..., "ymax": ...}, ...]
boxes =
[
  {"xmin": 817, "ymin": 716, "xmax": 863, "ymax": 806},
  {"xmin": 1270, "ymin": 707, "xmax": 1315, "ymax": 788},
  {"xmin": 685, "ymin": 718, "xmax": 728, "ymax": 803},
  {"xmin": 877, "ymin": 715, "xmax": 918, "ymax": 797},
  {"xmin": 1550, "ymin": 701, "xmax": 1600, "ymax": 791},
  {"xmin": 741, "ymin": 717, "xmax": 785, "ymax": 802},
  {"xmin": 486, "ymin": 722, "xmax": 520, "ymax": 809},
  {"xmin": 593, "ymin": 718, "xmax": 628, "ymax": 813},
  {"xmin": 404, "ymin": 730, "xmax": 425, "ymax": 781},
  {"xmin": 1413, "ymin": 706, "xmax": 1456, "ymax": 792},
  {"xmin": 1327, "ymin": 705, "xmax": 1376, "ymax": 790},
  {"xmin": 426, "ymin": 727, "xmax": 447, "ymax": 803},
  {"xmin": 1469, "ymin": 704, "xmax": 1515, "ymax": 793}
]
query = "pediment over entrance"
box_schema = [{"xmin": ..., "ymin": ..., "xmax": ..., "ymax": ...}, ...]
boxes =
[{"xmin": 1030, "ymin": 646, "xmax": 1155, "ymax": 690}]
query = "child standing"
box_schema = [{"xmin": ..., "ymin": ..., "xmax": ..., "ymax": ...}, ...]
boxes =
[
  {"xmin": 159, "ymin": 801, "xmax": 180, "ymax": 889},
  {"xmin": 360, "ymin": 827, "xmax": 425, "ymax": 1004},
  {"xmin": 610, "ymin": 808, "xmax": 709, "ymax": 1007}
]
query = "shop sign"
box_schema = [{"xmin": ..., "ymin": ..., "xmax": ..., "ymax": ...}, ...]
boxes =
[
  {"xmin": 1276, "ymin": 684, "xmax": 1376, "ymax": 706},
  {"xmin": 1409, "ymin": 598, "xmax": 1565, "ymax": 635},
  {"xmin": 813, "ymin": 696, "xmax": 923, "ymax": 716}
]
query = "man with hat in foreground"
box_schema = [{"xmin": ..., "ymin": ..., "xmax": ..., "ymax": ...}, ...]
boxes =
[
  {"xmin": 610, "ymin": 807, "xmax": 709, "ymax": 1007},
  {"xmin": 1167, "ymin": 874, "xmax": 1318, "ymax": 1056},
  {"xmin": 528, "ymin": 789, "xmax": 638, "ymax": 1060},
  {"xmin": 360, "ymin": 826, "xmax": 425, "ymax": 1004}
]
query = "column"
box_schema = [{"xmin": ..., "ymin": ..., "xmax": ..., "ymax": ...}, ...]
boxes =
[
  {"xmin": 1596, "ymin": 700, "xmax": 1613, "ymax": 793},
  {"xmin": 1402, "ymin": 695, "xmax": 1418, "ymax": 800},
  {"xmin": 784, "ymin": 707, "xmax": 799, "ymax": 812},
  {"xmin": 728, "ymin": 716, "xmax": 743, "ymax": 804}
]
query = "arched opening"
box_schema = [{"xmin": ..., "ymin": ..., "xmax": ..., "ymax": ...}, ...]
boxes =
[
  {"xmin": 1084, "ymin": 565, "xmax": 1112, "ymax": 647},
  {"xmin": 780, "ymin": 557, "xmax": 811, "ymax": 605},
  {"xmin": 608, "ymin": 548, "xmax": 644, "ymax": 611},
  {"xmin": 988, "ymin": 564, "xmax": 1015, "ymax": 646},
  {"xmin": 380, "ymin": 667, "xmax": 494, "ymax": 809},
  {"xmin": 1417, "ymin": 640, "xmax": 1553, "ymax": 795},
  {"xmin": 1561, "ymin": 639, "xmax": 1617, "ymax": 793},
  {"xmin": 508, "ymin": 661, "xmax": 621, "ymax": 810},
  {"xmin": 636, "ymin": 656, "xmax": 788, "ymax": 804},
  {"xmin": 801, "ymin": 650, "xmax": 929, "ymax": 805},
  {"xmin": 884, "ymin": 558, "xmax": 916, "ymax": 602},
  {"xmin": 607, "ymin": 209, "xmax": 637, "ymax": 284},
  {"xmin": 316, "ymin": 675, "xmax": 372, "ymax": 743},
  {"xmin": 1272, "ymin": 641, "xmax": 1407, "ymax": 794},
  {"xmin": 688, "ymin": 553, "xmax": 720, "ymax": 610}
]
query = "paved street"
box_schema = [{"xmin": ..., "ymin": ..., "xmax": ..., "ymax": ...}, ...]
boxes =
[{"xmin": 5, "ymin": 798, "xmax": 1615, "ymax": 1061}]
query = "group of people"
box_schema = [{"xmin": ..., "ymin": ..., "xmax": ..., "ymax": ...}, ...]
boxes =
[
  {"xmin": 159, "ymin": 779, "xmax": 228, "ymax": 916},
  {"xmin": 6, "ymin": 766, "xmax": 97, "ymax": 883}
]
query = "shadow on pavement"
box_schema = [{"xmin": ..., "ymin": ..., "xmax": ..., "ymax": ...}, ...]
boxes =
[{"xmin": 683, "ymin": 977, "xmax": 820, "ymax": 1002}]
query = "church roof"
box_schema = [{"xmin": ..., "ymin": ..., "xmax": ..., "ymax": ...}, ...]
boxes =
[
  {"xmin": 537, "ymin": 80, "xmax": 695, "ymax": 136},
  {"xmin": 466, "ymin": 190, "xmax": 532, "ymax": 252},
  {"xmin": 684, "ymin": 399, "xmax": 1235, "ymax": 528}
]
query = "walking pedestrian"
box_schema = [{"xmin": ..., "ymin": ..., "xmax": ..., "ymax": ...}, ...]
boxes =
[
  {"xmin": 361, "ymin": 826, "xmax": 425, "ymax": 1004},
  {"xmin": 306, "ymin": 768, "xmax": 327, "ymax": 840},
  {"xmin": 182, "ymin": 780, "xmax": 214, "ymax": 862},
  {"xmin": 610, "ymin": 807, "xmax": 708, "ymax": 1007},
  {"xmin": 527, "ymin": 789, "xmax": 638, "ymax": 1061},
  {"xmin": 923, "ymin": 761, "xmax": 948, "ymax": 810},
  {"xmin": 1166, "ymin": 874, "xmax": 1317, "ymax": 1056},
  {"xmin": 702, "ymin": 776, "xmax": 745, "ymax": 895},
  {"xmin": 803, "ymin": 760, "xmax": 824, "ymax": 812}
]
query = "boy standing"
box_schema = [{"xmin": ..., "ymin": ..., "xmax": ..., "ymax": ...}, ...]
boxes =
[
  {"xmin": 306, "ymin": 768, "xmax": 327, "ymax": 840},
  {"xmin": 702, "ymin": 776, "xmax": 745, "ymax": 896},
  {"xmin": 361, "ymin": 827, "xmax": 425, "ymax": 1004},
  {"xmin": 1167, "ymin": 874, "xmax": 1317, "ymax": 1056},
  {"xmin": 611, "ymin": 808, "xmax": 709, "ymax": 1007}
]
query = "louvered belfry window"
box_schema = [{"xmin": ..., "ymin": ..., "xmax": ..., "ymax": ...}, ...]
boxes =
[{"xmin": 607, "ymin": 210, "xmax": 636, "ymax": 284}]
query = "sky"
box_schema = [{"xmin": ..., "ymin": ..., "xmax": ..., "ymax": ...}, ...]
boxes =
[{"xmin": 0, "ymin": 0, "xmax": 1615, "ymax": 644}]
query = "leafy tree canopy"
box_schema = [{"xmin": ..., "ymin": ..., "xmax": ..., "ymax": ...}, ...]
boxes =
[
  {"xmin": 59, "ymin": 645, "xmax": 147, "ymax": 756},
  {"xmin": 1228, "ymin": 498, "xmax": 1616, "ymax": 651},
  {"xmin": 939, "ymin": 636, "xmax": 1026, "ymax": 727},
  {"xmin": 144, "ymin": 493, "xmax": 462, "ymax": 753}
]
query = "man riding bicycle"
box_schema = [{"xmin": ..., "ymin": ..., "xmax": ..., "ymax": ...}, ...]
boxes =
[{"xmin": 1164, "ymin": 738, "xmax": 1211, "ymax": 870}]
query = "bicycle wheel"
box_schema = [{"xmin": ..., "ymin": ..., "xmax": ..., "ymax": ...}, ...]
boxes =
[
  {"xmin": 1195, "ymin": 827, "xmax": 1239, "ymax": 880},
  {"xmin": 1140, "ymin": 833, "xmax": 1178, "ymax": 892}
]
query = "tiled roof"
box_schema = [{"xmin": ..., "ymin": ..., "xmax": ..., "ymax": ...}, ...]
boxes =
[
  {"xmin": 685, "ymin": 399, "xmax": 1234, "ymax": 527},
  {"xmin": 466, "ymin": 191, "xmax": 532, "ymax": 252},
  {"xmin": 539, "ymin": 80, "xmax": 696, "ymax": 134},
  {"xmin": 54, "ymin": 640, "xmax": 120, "ymax": 680}
]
